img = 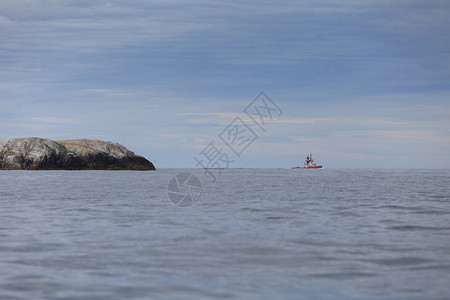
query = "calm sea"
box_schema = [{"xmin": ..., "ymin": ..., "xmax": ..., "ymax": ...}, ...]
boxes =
[{"xmin": 1, "ymin": 169, "xmax": 449, "ymax": 300}]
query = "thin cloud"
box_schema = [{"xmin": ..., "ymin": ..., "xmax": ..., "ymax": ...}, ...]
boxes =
[
  {"xmin": 26, "ymin": 117, "xmax": 82, "ymax": 124},
  {"xmin": 0, "ymin": 14, "xmax": 13, "ymax": 26}
]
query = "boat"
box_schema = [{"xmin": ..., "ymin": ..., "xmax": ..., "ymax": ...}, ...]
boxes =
[{"xmin": 291, "ymin": 153, "xmax": 322, "ymax": 169}]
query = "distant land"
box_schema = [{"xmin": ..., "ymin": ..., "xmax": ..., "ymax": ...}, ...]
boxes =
[{"xmin": 0, "ymin": 137, "xmax": 155, "ymax": 170}]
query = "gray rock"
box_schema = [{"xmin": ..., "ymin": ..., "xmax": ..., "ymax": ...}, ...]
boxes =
[{"xmin": 0, "ymin": 137, "xmax": 155, "ymax": 170}]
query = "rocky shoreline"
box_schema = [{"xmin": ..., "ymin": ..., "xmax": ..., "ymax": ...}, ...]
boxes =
[{"xmin": 0, "ymin": 138, "xmax": 155, "ymax": 170}]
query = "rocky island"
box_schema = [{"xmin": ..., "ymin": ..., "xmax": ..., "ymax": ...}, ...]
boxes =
[{"xmin": 0, "ymin": 137, "xmax": 155, "ymax": 170}]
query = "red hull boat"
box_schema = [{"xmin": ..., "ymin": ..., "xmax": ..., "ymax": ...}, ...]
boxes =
[
  {"xmin": 291, "ymin": 153, "xmax": 322, "ymax": 169},
  {"xmin": 291, "ymin": 166, "xmax": 322, "ymax": 169}
]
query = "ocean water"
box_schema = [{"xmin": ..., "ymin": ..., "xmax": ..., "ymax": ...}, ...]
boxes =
[{"xmin": 0, "ymin": 169, "xmax": 449, "ymax": 300}]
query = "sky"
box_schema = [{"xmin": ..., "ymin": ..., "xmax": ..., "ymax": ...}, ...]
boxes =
[{"xmin": 1, "ymin": 0, "xmax": 449, "ymax": 168}]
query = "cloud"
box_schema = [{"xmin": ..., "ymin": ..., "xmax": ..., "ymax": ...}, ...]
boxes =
[
  {"xmin": 178, "ymin": 112, "xmax": 333, "ymax": 127},
  {"xmin": 26, "ymin": 117, "xmax": 82, "ymax": 124},
  {"xmin": 178, "ymin": 112, "xmax": 247, "ymax": 124},
  {"xmin": 0, "ymin": 122, "xmax": 51, "ymax": 130},
  {"xmin": 0, "ymin": 0, "xmax": 219, "ymax": 55},
  {"xmin": 332, "ymin": 129, "xmax": 450, "ymax": 143},
  {"xmin": 0, "ymin": 14, "xmax": 13, "ymax": 26}
]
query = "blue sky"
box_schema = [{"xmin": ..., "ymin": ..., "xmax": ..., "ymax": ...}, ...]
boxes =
[{"xmin": 1, "ymin": 0, "xmax": 449, "ymax": 168}]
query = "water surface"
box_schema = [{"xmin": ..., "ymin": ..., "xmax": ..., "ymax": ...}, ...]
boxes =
[{"xmin": 1, "ymin": 169, "xmax": 449, "ymax": 299}]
